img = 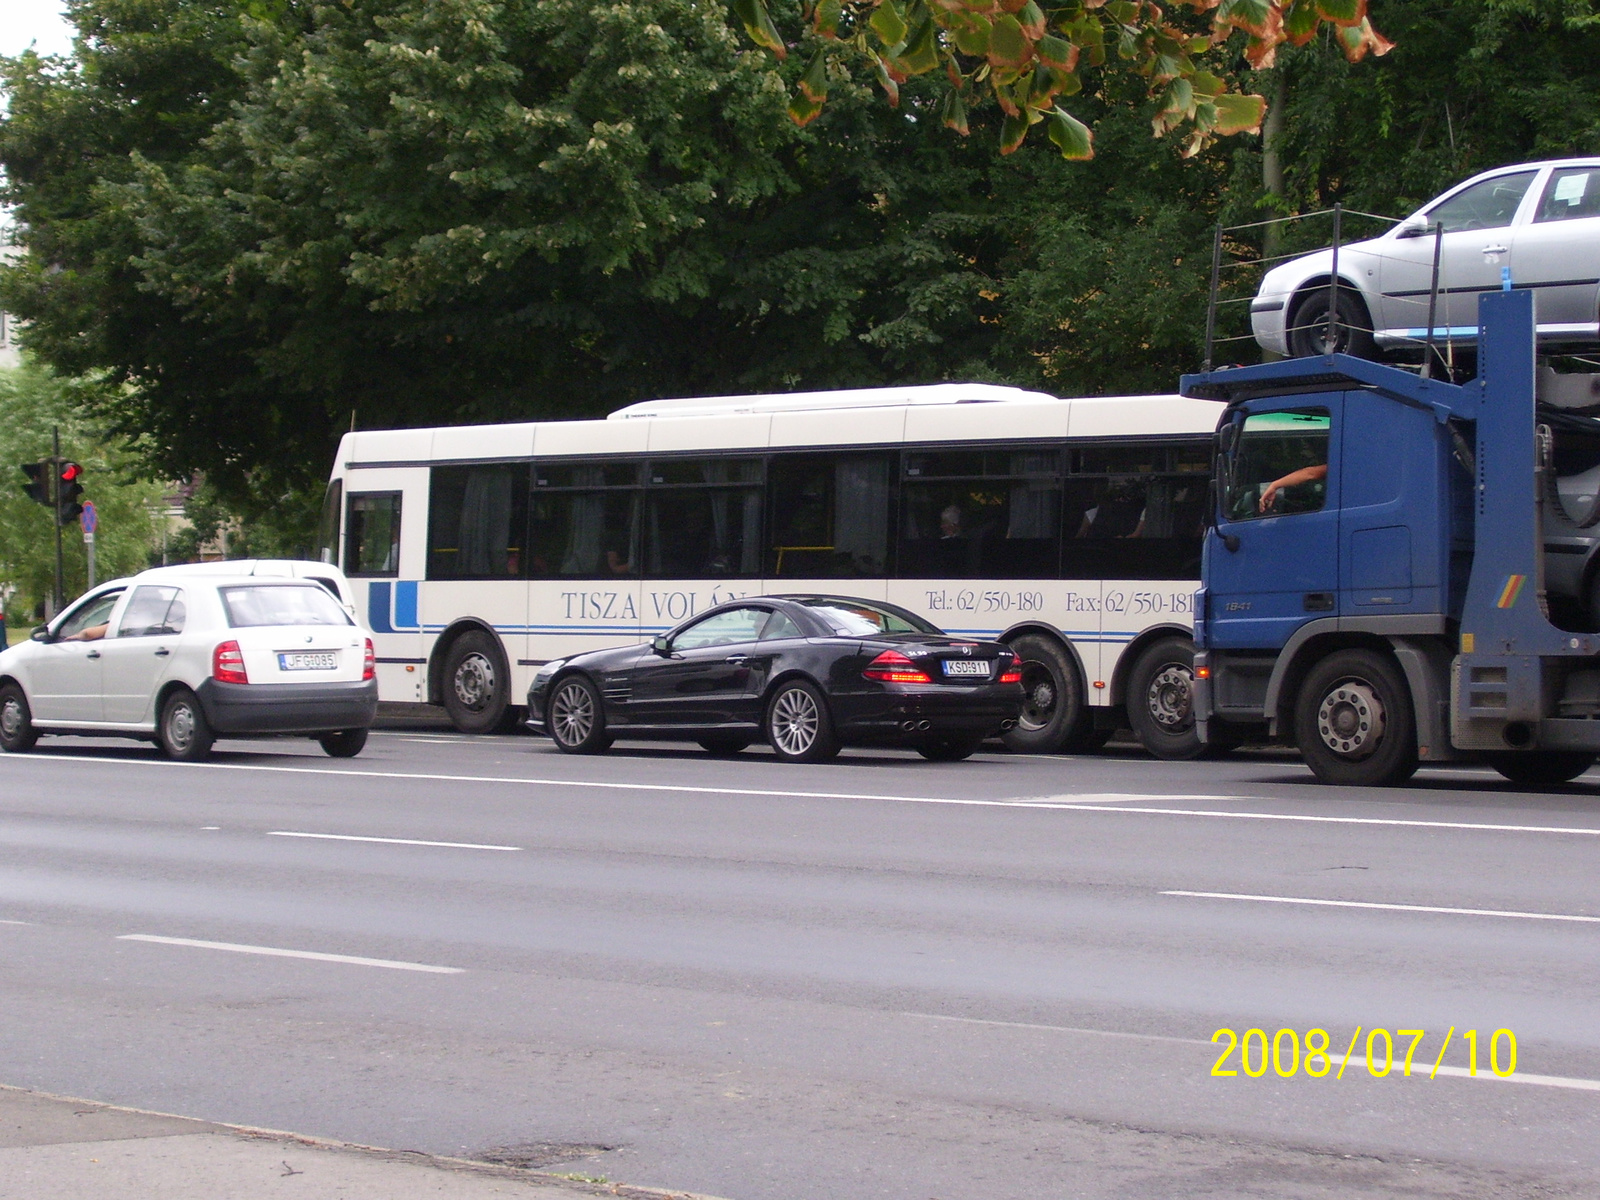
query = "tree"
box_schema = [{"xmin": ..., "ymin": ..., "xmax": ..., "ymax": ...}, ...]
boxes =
[
  {"xmin": 0, "ymin": 361, "xmax": 165, "ymax": 623},
  {"xmin": 734, "ymin": 0, "xmax": 1392, "ymax": 158}
]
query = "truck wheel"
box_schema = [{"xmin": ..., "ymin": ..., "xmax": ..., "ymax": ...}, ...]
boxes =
[
  {"xmin": 1126, "ymin": 637, "xmax": 1205, "ymax": 760},
  {"xmin": 441, "ymin": 630, "xmax": 510, "ymax": 734},
  {"xmin": 1294, "ymin": 649, "xmax": 1418, "ymax": 786},
  {"xmin": 1001, "ymin": 634, "xmax": 1105, "ymax": 755},
  {"xmin": 1288, "ymin": 289, "xmax": 1376, "ymax": 360},
  {"xmin": 1486, "ymin": 752, "xmax": 1594, "ymax": 786}
]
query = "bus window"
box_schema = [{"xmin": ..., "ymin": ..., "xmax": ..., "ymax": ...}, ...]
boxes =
[
  {"xmin": 528, "ymin": 462, "xmax": 641, "ymax": 578},
  {"xmin": 767, "ymin": 453, "xmax": 891, "ymax": 578},
  {"xmin": 1065, "ymin": 441, "xmax": 1208, "ymax": 580},
  {"xmin": 317, "ymin": 479, "xmax": 342, "ymax": 567},
  {"xmin": 643, "ymin": 459, "xmax": 763, "ymax": 577},
  {"xmin": 345, "ymin": 493, "xmax": 402, "ymax": 577},
  {"xmin": 427, "ymin": 464, "xmax": 531, "ymax": 579},
  {"xmin": 896, "ymin": 449, "xmax": 1062, "ymax": 579}
]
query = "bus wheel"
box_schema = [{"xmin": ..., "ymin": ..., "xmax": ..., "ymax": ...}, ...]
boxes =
[
  {"xmin": 1293, "ymin": 649, "xmax": 1418, "ymax": 787},
  {"xmin": 1001, "ymin": 634, "xmax": 1103, "ymax": 755},
  {"xmin": 441, "ymin": 630, "xmax": 509, "ymax": 734},
  {"xmin": 1486, "ymin": 752, "xmax": 1594, "ymax": 786},
  {"xmin": 1126, "ymin": 637, "xmax": 1205, "ymax": 761}
]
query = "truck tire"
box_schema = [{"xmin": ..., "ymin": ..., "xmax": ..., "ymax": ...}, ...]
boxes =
[
  {"xmin": 440, "ymin": 630, "xmax": 511, "ymax": 734},
  {"xmin": 1126, "ymin": 637, "xmax": 1205, "ymax": 760},
  {"xmin": 1293, "ymin": 649, "xmax": 1418, "ymax": 787},
  {"xmin": 1486, "ymin": 752, "xmax": 1594, "ymax": 786},
  {"xmin": 1001, "ymin": 634, "xmax": 1107, "ymax": 755}
]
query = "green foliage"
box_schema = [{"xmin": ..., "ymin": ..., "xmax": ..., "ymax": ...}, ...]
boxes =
[{"xmin": 0, "ymin": 361, "xmax": 164, "ymax": 621}]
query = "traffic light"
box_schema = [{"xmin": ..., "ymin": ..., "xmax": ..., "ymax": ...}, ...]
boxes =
[
  {"xmin": 56, "ymin": 462, "xmax": 85, "ymax": 524},
  {"xmin": 20, "ymin": 462, "xmax": 51, "ymax": 506}
]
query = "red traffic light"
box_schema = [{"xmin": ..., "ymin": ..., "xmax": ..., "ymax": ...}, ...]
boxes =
[{"xmin": 60, "ymin": 462, "xmax": 82, "ymax": 482}]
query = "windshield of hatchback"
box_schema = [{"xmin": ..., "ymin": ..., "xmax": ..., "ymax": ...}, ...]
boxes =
[
  {"xmin": 220, "ymin": 584, "xmax": 352, "ymax": 628},
  {"xmin": 795, "ymin": 598, "xmax": 940, "ymax": 636}
]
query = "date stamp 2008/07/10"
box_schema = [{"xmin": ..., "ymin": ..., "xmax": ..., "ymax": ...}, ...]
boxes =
[{"xmin": 1211, "ymin": 1026, "xmax": 1517, "ymax": 1080}]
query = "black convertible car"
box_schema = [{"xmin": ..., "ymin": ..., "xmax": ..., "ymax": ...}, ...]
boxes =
[{"xmin": 526, "ymin": 595, "xmax": 1024, "ymax": 762}]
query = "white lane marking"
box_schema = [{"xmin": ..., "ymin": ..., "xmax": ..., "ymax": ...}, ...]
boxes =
[
  {"xmin": 907, "ymin": 1013, "xmax": 1600, "ymax": 1092},
  {"xmin": 1164, "ymin": 890, "xmax": 1600, "ymax": 924},
  {"xmin": 1025, "ymin": 793, "xmax": 1222, "ymax": 805},
  {"xmin": 118, "ymin": 934, "xmax": 463, "ymax": 974},
  {"xmin": 267, "ymin": 831, "xmax": 520, "ymax": 851},
  {"xmin": 904, "ymin": 1011, "xmax": 1211, "ymax": 1046},
  {"xmin": 0, "ymin": 919, "xmax": 30, "ymax": 926},
  {"xmin": 11, "ymin": 754, "xmax": 1600, "ymax": 839}
]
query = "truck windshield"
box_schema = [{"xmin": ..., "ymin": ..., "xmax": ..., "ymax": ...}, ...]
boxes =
[{"xmin": 1222, "ymin": 409, "xmax": 1331, "ymax": 521}]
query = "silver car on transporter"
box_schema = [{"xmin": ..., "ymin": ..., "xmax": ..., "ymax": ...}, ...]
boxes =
[{"xmin": 1252, "ymin": 159, "xmax": 1600, "ymax": 359}]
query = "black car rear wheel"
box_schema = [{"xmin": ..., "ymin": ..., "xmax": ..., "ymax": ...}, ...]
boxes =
[
  {"xmin": 547, "ymin": 675, "xmax": 612, "ymax": 754},
  {"xmin": 916, "ymin": 733, "xmax": 984, "ymax": 762},
  {"xmin": 698, "ymin": 736, "xmax": 752, "ymax": 756},
  {"xmin": 765, "ymin": 680, "xmax": 839, "ymax": 763}
]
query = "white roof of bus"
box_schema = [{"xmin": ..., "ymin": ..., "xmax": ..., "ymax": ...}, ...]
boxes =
[
  {"xmin": 607, "ymin": 382, "xmax": 1055, "ymax": 419},
  {"xmin": 335, "ymin": 386, "xmax": 1217, "ymax": 468}
]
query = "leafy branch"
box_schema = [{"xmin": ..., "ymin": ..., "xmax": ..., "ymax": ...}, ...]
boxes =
[{"xmin": 734, "ymin": 0, "xmax": 1392, "ymax": 157}]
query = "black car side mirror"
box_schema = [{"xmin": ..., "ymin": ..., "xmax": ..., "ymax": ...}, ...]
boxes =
[
  {"xmin": 30, "ymin": 625, "xmax": 49, "ymax": 643},
  {"xmin": 651, "ymin": 635, "xmax": 671, "ymax": 656}
]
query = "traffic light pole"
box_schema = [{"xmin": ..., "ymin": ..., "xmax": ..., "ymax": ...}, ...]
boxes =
[{"xmin": 51, "ymin": 426, "xmax": 64, "ymax": 615}]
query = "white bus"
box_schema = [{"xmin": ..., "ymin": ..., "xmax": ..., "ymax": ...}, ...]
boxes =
[{"xmin": 318, "ymin": 382, "xmax": 1222, "ymax": 757}]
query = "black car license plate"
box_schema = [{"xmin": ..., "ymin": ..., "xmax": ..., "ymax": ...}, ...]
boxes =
[{"xmin": 941, "ymin": 659, "xmax": 991, "ymax": 678}]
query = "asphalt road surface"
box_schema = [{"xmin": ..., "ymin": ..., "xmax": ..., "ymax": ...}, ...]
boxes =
[{"xmin": 2, "ymin": 726, "xmax": 1599, "ymax": 1199}]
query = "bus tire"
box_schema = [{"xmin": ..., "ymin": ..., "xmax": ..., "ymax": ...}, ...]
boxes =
[
  {"xmin": 441, "ymin": 630, "xmax": 510, "ymax": 734},
  {"xmin": 1486, "ymin": 752, "xmax": 1594, "ymax": 786},
  {"xmin": 1293, "ymin": 649, "xmax": 1418, "ymax": 787},
  {"xmin": 1126, "ymin": 636, "xmax": 1205, "ymax": 760},
  {"xmin": 1001, "ymin": 634, "xmax": 1100, "ymax": 755}
]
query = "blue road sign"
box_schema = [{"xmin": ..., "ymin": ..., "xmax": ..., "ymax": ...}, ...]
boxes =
[{"xmin": 80, "ymin": 500, "xmax": 98, "ymax": 534}]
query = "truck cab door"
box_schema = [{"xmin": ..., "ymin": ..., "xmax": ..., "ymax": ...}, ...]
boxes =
[{"xmin": 1207, "ymin": 401, "xmax": 1341, "ymax": 650}]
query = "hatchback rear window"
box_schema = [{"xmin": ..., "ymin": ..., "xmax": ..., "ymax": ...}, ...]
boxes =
[{"xmin": 220, "ymin": 584, "xmax": 352, "ymax": 628}]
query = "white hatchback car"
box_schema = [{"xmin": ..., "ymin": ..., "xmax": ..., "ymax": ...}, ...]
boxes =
[
  {"xmin": 1252, "ymin": 158, "xmax": 1600, "ymax": 359},
  {"xmin": 0, "ymin": 571, "xmax": 376, "ymax": 760}
]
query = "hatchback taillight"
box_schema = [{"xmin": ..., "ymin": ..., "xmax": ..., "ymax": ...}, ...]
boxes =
[
  {"xmin": 863, "ymin": 650, "xmax": 932, "ymax": 684},
  {"xmin": 362, "ymin": 638, "xmax": 375, "ymax": 681},
  {"xmin": 213, "ymin": 640, "xmax": 249, "ymax": 685}
]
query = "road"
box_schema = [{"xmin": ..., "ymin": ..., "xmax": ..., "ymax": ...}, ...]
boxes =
[{"xmin": 1, "ymin": 727, "xmax": 1598, "ymax": 1199}]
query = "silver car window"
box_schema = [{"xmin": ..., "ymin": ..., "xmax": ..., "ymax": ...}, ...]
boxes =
[
  {"xmin": 220, "ymin": 584, "xmax": 352, "ymax": 628},
  {"xmin": 118, "ymin": 586, "xmax": 185, "ymax": 637},
  {"xmin": 55, "ymin": 590, "xmax": 123, "ymax": 640},
  {"xmin": 1424, "ymin": 171, "xmax": 1537, "ymax": 234},
  {"xmin": 1535, "ymin": 167, "xmax": 1600, "ymax": 223}
]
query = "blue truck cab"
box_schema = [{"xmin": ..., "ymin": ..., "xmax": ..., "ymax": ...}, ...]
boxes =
[{"xmin": 1184, "ymin": 289, "xmax": 1600, "ymax": 786}]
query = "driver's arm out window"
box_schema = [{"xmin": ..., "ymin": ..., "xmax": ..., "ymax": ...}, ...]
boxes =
[{"xmin": 1223, "ymin": 409, "xmax": 1331, "ymax": 521}]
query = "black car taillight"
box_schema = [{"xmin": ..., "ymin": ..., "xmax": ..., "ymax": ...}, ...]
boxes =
[{"xmin": 863, "ymin": 650, "xmax": 932, "ymax": 684}]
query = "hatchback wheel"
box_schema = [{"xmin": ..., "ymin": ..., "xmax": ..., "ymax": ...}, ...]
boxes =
[
  {"xmin": 1288, "ymin": 289, "xmax": 1376, "ymax": 359},
  {"xmin": 0, "ymin": 684, "xmax": 39, "ymax": 753},
  {"xmin": 547, "ymin": 675, "xmax": 612, "ymax": 754},
  {"xmin": 319, "ymin": 728, "xmax": 369, "ymax": 758},
  {"xmin": 765, "ymin": 681, "xmax": 839, "ymax": 763},
  {"xmin": 159, "ymin": 689, "xmax": 215, "ymax": 762}
]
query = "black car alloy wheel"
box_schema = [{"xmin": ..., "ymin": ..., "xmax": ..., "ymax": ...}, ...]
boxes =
[
  {"xmin": 765, "ymin": 680, "xmax": 839, "ymax": 763},
  {"xmin": 548, "ymin": 675, "xmax": 611, "ymax": 754}
]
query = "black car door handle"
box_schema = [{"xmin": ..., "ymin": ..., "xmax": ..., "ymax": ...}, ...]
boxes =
[
  {"xmin": 154, "ymin": 648, "xmax": 171, "ymax": 657},
  {"xmin": 725, "ymin": 654, "xmax": 750, "ymax": 665}
]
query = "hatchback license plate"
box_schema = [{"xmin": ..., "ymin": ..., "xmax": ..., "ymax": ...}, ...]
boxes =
[
  {"xmin": 279, "ymin": 651, "xmax": 337, "ymax": 671},
  {"xmin": 942, "ymin": 659, "xmax": 991, "ymax": 677}
]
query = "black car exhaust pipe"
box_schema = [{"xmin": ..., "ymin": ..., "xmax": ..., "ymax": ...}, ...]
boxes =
[
  {"xmin": 1000, "ymin": 718, "xmax": 1017, "ymax": 730},
  {"xmin": 901, "ymin": 719, "xmax": 917, "ymax": 731},
  {"xmin": 916, "ymin": 719, "xmax": 931, "ymax": 731}
]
